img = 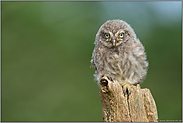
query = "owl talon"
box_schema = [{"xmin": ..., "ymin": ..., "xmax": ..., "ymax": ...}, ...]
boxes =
[
  {"xmin": 107, "ymin": 76, "xmax": 113, "ymax": 81},
  {"xmin": 123, "ymin": 84, "xmax": 131, "ymax": 96}
]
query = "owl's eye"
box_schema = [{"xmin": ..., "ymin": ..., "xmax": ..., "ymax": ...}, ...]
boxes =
[
  {"xmin": 118, "ymin": 33, "xmax": 124, "ymax": 38},
  {"xmin": 104, "ymin": 33, "xmax": 110, "ymax": 39}
]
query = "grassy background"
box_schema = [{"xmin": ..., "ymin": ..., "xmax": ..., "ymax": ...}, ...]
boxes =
[{"xmin": 1, "ymin": 1, "xmax": 182, "ymax": 122}]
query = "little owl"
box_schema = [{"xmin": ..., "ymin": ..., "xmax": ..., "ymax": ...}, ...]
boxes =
[{"xmin": 91, "ymin": 19, "xmax": 148, "ymax": 95}]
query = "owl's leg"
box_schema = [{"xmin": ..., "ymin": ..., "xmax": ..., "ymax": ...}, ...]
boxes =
[{"xmin": 122, "ymin": 81, "xmax": 131, "ymax": 96}]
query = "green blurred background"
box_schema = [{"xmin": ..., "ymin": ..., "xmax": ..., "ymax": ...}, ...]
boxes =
[{"xmin": 1, "ymin": 1, "xmax": 182, "ymax": 122}]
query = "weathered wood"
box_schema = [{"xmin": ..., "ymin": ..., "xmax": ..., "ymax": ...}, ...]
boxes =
[{"xmin": 99, "ymin": 76, "xmax": 158, "ymax": 122}]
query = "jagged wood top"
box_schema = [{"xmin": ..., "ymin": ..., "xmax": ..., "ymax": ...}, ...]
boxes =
[{"xmin": 99, "ymin": 76, "xmax": 158, "ymax": 122}]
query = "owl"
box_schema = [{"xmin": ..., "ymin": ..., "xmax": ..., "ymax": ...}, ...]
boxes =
[{"xmin": 91, "ymin": 19, "xmax": 148, "ymax": 95}]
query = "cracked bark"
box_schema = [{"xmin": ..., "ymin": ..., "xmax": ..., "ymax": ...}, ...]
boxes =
[{"xmin": 99, "ymin": 76, "xmax": 158, "ymax": 122}]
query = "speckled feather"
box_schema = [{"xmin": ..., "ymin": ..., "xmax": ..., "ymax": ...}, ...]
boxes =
[{"xmin": 91, "ymin": 20, "xmax": 148, "ymax": 86}]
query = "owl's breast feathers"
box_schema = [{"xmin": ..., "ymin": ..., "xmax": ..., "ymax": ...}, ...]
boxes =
[
  {"xmin": 92, "ymin": 45, "xmax": 123, "ymax": 76},
  {"xmin": 91, "ymin": 40, "xmax": 148, "ymax": 84}
]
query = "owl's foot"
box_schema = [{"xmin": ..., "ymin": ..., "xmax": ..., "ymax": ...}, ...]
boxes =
[
  {"xmin": 101, "ymin": 75, "xmax": 113, "ymax": 82},
  {"xmin": 107, "ymin": 76, "xmax": 113, "ymax": 81},
  {"xmin": 122, "ymin": 84, "xmax": 131, "ymax": 96}
]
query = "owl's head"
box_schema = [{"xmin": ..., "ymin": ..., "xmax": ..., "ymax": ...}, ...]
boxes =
[{"xmin": 95, "ymin": 20, "xmax": 137, "ymax": 48}]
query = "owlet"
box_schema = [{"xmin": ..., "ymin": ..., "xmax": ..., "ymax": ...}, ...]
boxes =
[{"xmin": 91, "ymin": 19, "xmax": 148, "ymax": 95}]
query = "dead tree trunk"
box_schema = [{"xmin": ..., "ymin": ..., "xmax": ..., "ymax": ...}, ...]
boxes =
[{"xmin": 99, "ymin": 76, "xmax": 158, "ymax": 122}]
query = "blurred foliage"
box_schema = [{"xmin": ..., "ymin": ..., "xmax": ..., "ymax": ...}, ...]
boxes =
[{"xmin": 1, "ymin": 1, "xmax": 182, "ymax": 122}]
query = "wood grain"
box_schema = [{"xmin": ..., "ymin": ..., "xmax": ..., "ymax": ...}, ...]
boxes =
[{"xmin": 99, "ymin": 76, "xmax": 158, "ymax": 122}]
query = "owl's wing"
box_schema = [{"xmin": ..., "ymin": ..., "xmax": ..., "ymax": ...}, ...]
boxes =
[
  {"xmin": 91, "ymin": 50, "xmax": 96, "ymax": 68},
  {"xmin": 90, "ymin": 46, "xmax": 100, "ymax": 68},
  {"xmin": 90, "ymin": 58, "xmax": 95, "ymax": 68},
  {"xmin": 131, "ymin": 39, "xmax": 148, "ymax": 69}
]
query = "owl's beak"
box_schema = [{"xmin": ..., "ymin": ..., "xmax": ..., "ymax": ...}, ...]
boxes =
[{"xmin": 111, "ymin": 36, "xmax": 117, "ymax": 46}]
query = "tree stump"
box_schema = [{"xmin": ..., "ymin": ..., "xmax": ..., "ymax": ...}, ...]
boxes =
[{"xmin": 99, "ymin": 76, "xmax": 158, "ymax": 122}]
